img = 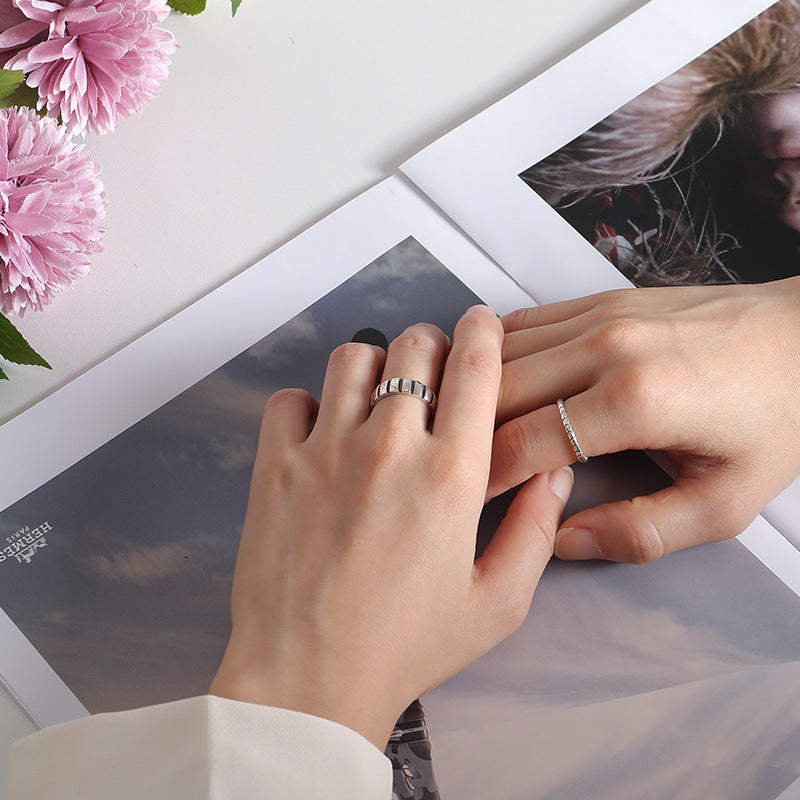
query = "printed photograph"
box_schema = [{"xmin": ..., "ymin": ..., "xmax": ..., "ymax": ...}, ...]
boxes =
[
  {"xmin": 520, "ymin": 0, "xmax": 800, "ymax": 287},
  {"xmin": 0, "ymin": 236, "xmax": 482, "ymax": 713}
]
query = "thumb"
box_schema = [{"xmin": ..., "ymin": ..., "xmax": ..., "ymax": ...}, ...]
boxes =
[
  {"xmin": 554, "ymin": 473, "xmax": 748, "ymax": 564},
  {"xmin": 472, "ymin": 466, "xmax": 573, "ymax": 642}
]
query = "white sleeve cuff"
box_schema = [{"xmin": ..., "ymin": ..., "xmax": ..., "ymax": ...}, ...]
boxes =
[{"xmin": 10, "ymin": 695, "xmax": 393, "ymax": 800}]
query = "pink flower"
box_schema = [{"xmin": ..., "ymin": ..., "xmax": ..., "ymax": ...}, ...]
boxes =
[
  {"xmin": 0, "ymin": 106, "xmax": 105, "ymax": 315},
  {"xmin": 5, "ymin": 0, "xmax": 177, "ymax": 135},
  {"xmin": 0, "ymin": 0, "xmax": 46, "ymax": 62}
]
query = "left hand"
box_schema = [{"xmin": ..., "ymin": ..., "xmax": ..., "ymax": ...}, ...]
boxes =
[
  {"xmin": 488, "ymin": 278, "xmax": 800, "ymax": 564},
  {"xmin": 210, "ymin": 306, "xmax": 572, "ymax": 750}
]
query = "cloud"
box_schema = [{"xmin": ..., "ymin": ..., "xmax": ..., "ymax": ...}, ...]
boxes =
[
  {"xmin": 437, "ymin": 557, "xmax": 777, "ymax": 713},
  {"xmin": 420, "ymin": 541, "xmax": 800, "ymax": 797},
  {"xmin": 163, "ymin": 371, "xmax": 269, "ymax": 428},
  {"xmin": 348, "ymin": 237, "xmax": 445, "ymax": 286},
  {"xmin": 425, "ymin": 662, "xmax": 800, "ymax": 800},
  {"xmin": 246, "ymin": 309, "xmax": 321, "ymax": 368},
  {"xmin": 83, "ymin": 534, "xmax": 228, "ymax": 586},
  {"xmin": 145, "ymin": 371, "xmax": 271, "ymax": 468},
  {"xmin": 154, "ymin": 372, "xmax": 269, "ymax": 472},
  {"xmin": 208, "ymin": 432, "xmax": 257, "ymax": 473},
  {"xmin": 367, "ymin": 295, "xmax": 402, "ymax": 313}
]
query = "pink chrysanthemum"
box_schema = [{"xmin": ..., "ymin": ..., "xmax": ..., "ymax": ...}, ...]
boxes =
[
  {"xmin": 0, "ymin": 0, "xmax": 46, "ymax": 62},
  {"xmin": 4, "ymin": 0, "xmax": 177, "ymax": 136},
  {"xmin": 0, "ymin": 106, "xmax": 105, "ymax": 315}
]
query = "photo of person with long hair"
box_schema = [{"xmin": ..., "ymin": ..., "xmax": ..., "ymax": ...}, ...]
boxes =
[{"xmin": 521, "ymin": 0, "xmax": 800, "ymax": 287}]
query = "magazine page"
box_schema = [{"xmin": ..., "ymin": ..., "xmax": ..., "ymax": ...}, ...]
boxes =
[
  {"xmin": 402, "ymin": 0, "xmax": 800, "ymax": 550},
  {"xmin": 2, "ymin": 174, "xmax": 800, "ymax": 797}
]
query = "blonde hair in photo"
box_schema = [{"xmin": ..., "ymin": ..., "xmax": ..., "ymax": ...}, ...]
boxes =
[{"xmin": 523, "ymin": 0, "xmax": 800, "ymax": 285}]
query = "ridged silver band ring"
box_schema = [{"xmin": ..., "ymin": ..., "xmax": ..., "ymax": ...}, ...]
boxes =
[
  {"xmin": 370, "ymin": 377, "xmax": 437, "ymax": 413},
  {"xmin": 557, "ymin": 398, "xmax": 588, "ymax": 463}
]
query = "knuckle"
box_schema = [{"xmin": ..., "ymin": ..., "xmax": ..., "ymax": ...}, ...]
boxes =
[
  {"xmin": 364, "ymin": 423, "xmax": 415, "ymax": 470},
  {"xmin": 264, "ymin": 387, "xmax": 309, "ymax": 411},
  {"xmin": 328, "ymin": 341, "xmax": 381, "ymax": 367},
  {"xmin": 390, "ymin": 324, "xmax": 446, "ymax": 357},
  {"xmin": 431, "ymin": 447, "xmax": 474, "ymax": 501},
  {"xmin": 270, "ymin": 444, "xmax": 298, "ymax": 476},
  {"xmin": 491, "ymin": 584, "xmax": 532, "ymax": 634},
  {"xmin": 615, "ymin": 368, "xmax": 650, "ymax": 407},
  {"xmin": 589, "ymin": 317, "xmax": 646, "ymax": 357},
  {"xmin": 606, "ymin": 364, "xmax": 664, "ymax": 418},
  {"xmin": 497, "ymin": 363, "xmax": 523, "ymax": 421},
  {"xmin": 625, "ymin": 516, "xmax": 665, "ymax": 564},
  {"xmin": 494, "ymin": 417, "xmax": 535, "ymax": 473},
  {"xmin": 598, "ymin": 287, "xmax": 637, "ymax": 313},
  {"xmin": 525, "ymin": 514, "xmax": 560, "ymax": 562},
  {"xmin": 447, "ymin": 346, "xmax": 501, "ymax": 383},
  {"xmin": 252, "ymin": 440, "xmax": 297, "ymax": 493},
  {"xmin": 502, "ymin": 306, "xmax": 539, "ymax": 332}
]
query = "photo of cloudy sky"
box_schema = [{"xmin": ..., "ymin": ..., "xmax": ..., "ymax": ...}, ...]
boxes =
[
  {"xmin": 0, "ymin": 237, "xmax": 481, "ymax": 711},
  {"xmin": 2, "ymin": 237, "xmax": 800, "ymax": 796}
]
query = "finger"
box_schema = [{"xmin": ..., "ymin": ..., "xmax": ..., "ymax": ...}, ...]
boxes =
[
  {"xmin": 369, "ymin": 323, "xmax": 449, "ymax": 429},
  {"xmin": 489, "ymin": 387, "xmax": 636, "ymax": 500},
  {"xmin": 554, "ymin": 471, "xmax": 745, "ymax": 563},
  {"xmin": 432, "ymin": 306, "xmax": 504, "ymax": 453},
  {"xmin": 472, "ymin": 467, "xmax": 573, "ymax": 642},
  {"xmin": 312, "ymin": 342, "xmax": 386, "ymax": 435},
  {"xmin": 502, "ymin": 294, "xmax": 605, "ymax": 333},
  {"xmin": 502, "ymin": 313, "xmax": 595, "ymax": 363},
  {"xmin": 257, "ymin": 389, "xmax": 320, "ymax": 456},
  {"xmin": 498, "ymin": 339, "xmax": 596, "ymax": 426}
]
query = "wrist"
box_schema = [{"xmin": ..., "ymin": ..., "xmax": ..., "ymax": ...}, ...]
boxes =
[{"xmin": 209, "ymin": 639, "xmax": 401, "ymax": 750}]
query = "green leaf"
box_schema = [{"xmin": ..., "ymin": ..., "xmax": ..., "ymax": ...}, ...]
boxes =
[
  {"xmin": 0, "ymin": 69, "xmax": 39, "ymax": 112},
  {"xmin": 0, "ymin": 314, "xmax": 51, "ymax": 369},
  {"xmin": 0, "ymin": 364, "xmax": 7, "ymax": 381},
  {"xmin": 168, "ymin": 0, "xmax": 207, "ymax": 14},
  {"xmin": 0, "ymin": 80, "xmax": 40, "ymax": 112},
  {"xmin": 0, "ymin": 70, "xmax": 25, "ymax": 102},
  {"xmin": 231, "ymin": 0, "xmax": 243, "ymax": 15}
]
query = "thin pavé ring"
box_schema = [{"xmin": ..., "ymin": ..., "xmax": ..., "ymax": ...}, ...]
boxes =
[{"xmin": 557, "ymin": 398, "xmax": 588, "ymax": 463}]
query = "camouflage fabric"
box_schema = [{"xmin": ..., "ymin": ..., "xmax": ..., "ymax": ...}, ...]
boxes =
[{"xmin": 385, "ymin": 700, "xmax": 441, "ymax": 800}]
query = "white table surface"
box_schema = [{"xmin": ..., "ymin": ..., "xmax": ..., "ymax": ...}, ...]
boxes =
[{"xmin": 0, "ymin": 0, "xmax": 645, "ymax": 792}]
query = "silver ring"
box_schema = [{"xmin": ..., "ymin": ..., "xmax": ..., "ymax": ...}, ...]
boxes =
[
  {"xmin": 557, "ymin": 399, "xmax": 588, "ymax": 463},
  {"xmin": 370, "ymin": 377, "xmax": 437, "ymax": 412}
]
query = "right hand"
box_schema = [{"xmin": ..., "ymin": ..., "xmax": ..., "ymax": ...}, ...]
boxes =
[{"xmin": 489, "ymin": 277, "xmax": 800, "ymax": 563}]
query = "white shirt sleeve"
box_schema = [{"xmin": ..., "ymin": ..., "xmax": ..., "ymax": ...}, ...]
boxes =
[{"xmin": 9, "ymin": 695, "xmax": 394, "ymax": 800}]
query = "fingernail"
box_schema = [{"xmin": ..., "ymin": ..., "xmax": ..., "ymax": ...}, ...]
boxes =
[
  {"xmin": 548, "ymin": 466, "xmax": 574, "ymax": 505},
  {"xmin": 554, "ymin": 527, "xmax": 603, "ymax": 560},
  {"xmin": 464, "ymin": 304, "xmax": 494, "ymax": 317}
]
